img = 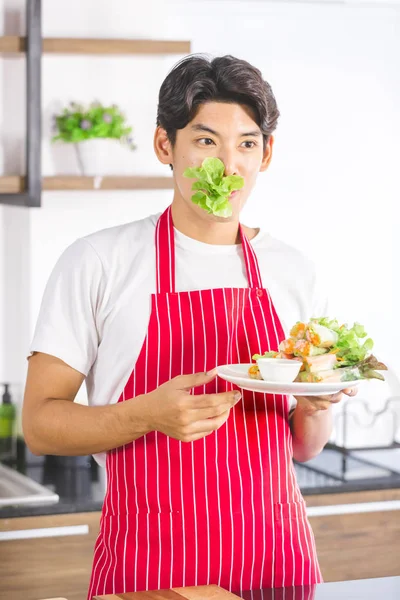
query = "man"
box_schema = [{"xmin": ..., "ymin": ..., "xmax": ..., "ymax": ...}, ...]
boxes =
[{"xmin": 23, "ymin": 54, "xmax": 356, "ymax": 596}]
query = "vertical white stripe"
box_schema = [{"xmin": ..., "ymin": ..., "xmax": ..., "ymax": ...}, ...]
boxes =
[
  {"xmin": 167, "ymin": 207, "xmax": 173, "ymax": 293},
  {"xmin": 242, "ymin": 290, "xmax": 268, "ymax": 589},
  {"xmin": 177, "ymin": 293, "xmax": 186, "ymax": 586},
  {"xmin": 122, "ymin": 387, "xmax": 129, "ymax": 591},
  {"xmin": 156, "ymin": 219, "xmax": 161, "ymax": 294},
  {"xmin": 154, "ymin": 294, "xmax": 162, "ymax": 590},
  {"xmin": 289, "ymin": 453, "xmax": 306, "ymax": 584},
  {"xmin": 248, "ymin": 290, "xmax": 276, "ymax": 587},
  {"xmin": 110, "ymin": 448, "xmax": 120, "ymax": 592},
  {"xmin": 144, "ymin": 333, "xmax": 150, "ymax": 590},
  {"xmin": 307, "ymin": 517, "xmax": 320, "ymax": 582},
  {"xmin": 253, "ymin": 293, "xmax": 279, "ymax": 587},
  {"xmin": 187, "ymin": 293, "xmax": 199, "ymax": 586},
  {"xmin": 133, "ymin": 366, "xmax": 139, "ymax": 590},
  {"xmin": 263, "ymin": 290, "xmax": 298, "ymax": 586},
  {"xmin": 211, "ymin": 289, "xmax": 223, "ymax": 587},
  {"xmin": 89, "ymin": 529, "xmax": 106, "ymax": 599},
  {"xmin": 280, "ymin": 391, "xmax": 296, "ymax": 586},
  {"xmin": 292, "ymin": 473, "xmax": 312, "ymax": 584},
  {"xmin": 95, "ymin": 545, "xmax": 107, "ymax": 595},
  {"xmin": 241, "ymin": 233, "xmax": 255, "ymax": 288},
  {"xmin": 99, "ymin": 454, "xmax": 114, "ymax": 593},
  {"xmin": 166, "ymin": 293, "xmax": 174, "ymax": 588},
  {"xmin": 246, "ymin": 236, "xmax": 262, "ymax": 288},
  {"xmin": 230, "ymin": 288, "xmax": 245, "ymax": 592},
  {"xmin": 199, "ymin": 291, "xmax": 211, "ymax": 584},
  {"xmin": 221, "ymin": 289, "xmax": 235, "ymax": 591},
  {"xmin": 234, "ymin": 288, "xmax": 256, "ymax": 592}
]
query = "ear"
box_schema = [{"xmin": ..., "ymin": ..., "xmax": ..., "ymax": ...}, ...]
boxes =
[
  {"xmin": 154, "ymin": 126, "xmax": 174, "ymax": 166},
  {"xmin": 259, "ymin": 135, "xmax": 274, "ymax": 172}
]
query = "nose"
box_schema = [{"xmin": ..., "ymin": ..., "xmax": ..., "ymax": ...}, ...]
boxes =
[{"xmin": 219, "ymin": 151, "xmax": 238, "ymax": 177}]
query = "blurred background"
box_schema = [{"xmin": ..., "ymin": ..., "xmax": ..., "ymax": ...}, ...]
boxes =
[{"xmin": 0, "ymin": 1, "xmax": 399, "ymax": 599}]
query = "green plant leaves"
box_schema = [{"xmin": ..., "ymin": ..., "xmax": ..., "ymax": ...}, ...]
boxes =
[{"xmin": 51, "ymin": 102, "xmax": 135, "ymax": 149}]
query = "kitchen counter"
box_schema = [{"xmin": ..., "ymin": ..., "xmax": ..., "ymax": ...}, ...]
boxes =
[
  {"xmin": 239, "ymin": 576, "xmax": 400, "ymax": 599},
  {"xmin": 0, "ymin": 441, "xmax": 105, "ymax": 518},
  {"xmin": 91, "ymin": 577, "xmax": 400, "ymax": 600},
  {"xmin": 1, "ymin": 441, "xmax": 400, "ymax": 519}
]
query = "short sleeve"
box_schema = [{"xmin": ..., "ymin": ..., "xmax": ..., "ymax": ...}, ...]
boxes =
[{"xmin": 30, "ymin": 239, "xmax": 105, "ymax": 376}]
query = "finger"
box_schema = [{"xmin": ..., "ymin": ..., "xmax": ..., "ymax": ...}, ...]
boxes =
[
  {"xmin": 191, "ymin": 390, "xmax": 242, "ymax": 409},
  {"xmin": 190, "ymin": 402, "xmax": 237, "ymax": 421},
  {"xmin": 343, "ymin": 387, "xmax": 358, "ymax": 397},
  {"xmin": 175, "ymin": 369, "xmax": 218, "ymax": 390},
  {"xmin": 187, "ymin": 409, "xmax": 231, "ymax": 436},
  {"xmin": 314, "ymin": 392, "xmax": 343, "ymax": 404}
]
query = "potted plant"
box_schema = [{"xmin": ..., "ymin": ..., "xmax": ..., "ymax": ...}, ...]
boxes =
[{"xmin": 52, "ymin": 101, "xmax": 136, "ymax": 176}]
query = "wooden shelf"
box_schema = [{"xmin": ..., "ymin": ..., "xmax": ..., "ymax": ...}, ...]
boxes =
[
  {"xmin": 0, "ymin": 176, "xmax": 25, "ymax": 193},
  {"xmin": 0, "ymin": 176, "xmax": 174, "ymax": 193},
  {"xmin": 0, "ymin": 36, "xmax": 191, "ymax": 55}
]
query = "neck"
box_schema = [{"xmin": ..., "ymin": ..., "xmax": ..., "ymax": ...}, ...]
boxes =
[{"xmin": 171, "ymin": 197, "xmax": 257, "ymax": 246}]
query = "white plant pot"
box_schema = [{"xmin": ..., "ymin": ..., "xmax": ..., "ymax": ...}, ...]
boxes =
[{"xmin": 74, "ymin": 138, "xmax": 133, "ymax": 176}]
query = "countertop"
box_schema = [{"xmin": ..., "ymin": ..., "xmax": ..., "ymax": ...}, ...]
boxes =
[
  {"xmin": 239, "ymin": 576, "xmax": 400, "ymax": 600},
  {"xmin": 91, "ymin": 577, "xmax": 400, "ymax": 600},
  {"xmin": 1, "ymin": 440, "xmax": 400, "ymax": 519}
]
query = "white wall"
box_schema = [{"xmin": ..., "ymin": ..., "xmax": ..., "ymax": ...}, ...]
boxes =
[{"xmin": 1, "ymin": 0, "xmax": 399, "ymax": 444}]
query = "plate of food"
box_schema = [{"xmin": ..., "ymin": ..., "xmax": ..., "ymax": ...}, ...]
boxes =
[{"xmin": 217, "ymin": 317, "xmax": 388, "ymax": 396}]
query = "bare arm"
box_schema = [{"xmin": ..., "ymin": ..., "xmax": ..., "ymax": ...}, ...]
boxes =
[
  {"xmin": 23, "ymin": 354, "xmax": 241, "ymax": 457},
  {"xmin": 289, "ymin": 388, "xmax": 357, "ymax": 462},
  {"xmin": 289, "ymin": 398, "xmax": 334, "ymax": 462},
  {"xmin": 22, "ymin": 353, "xmax": 151, "ymax": 456}
]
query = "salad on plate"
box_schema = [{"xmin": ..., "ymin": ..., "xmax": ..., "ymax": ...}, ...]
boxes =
[{"xmin": 250, "ymin": 317, "xmax": 387, "ymax": 383}]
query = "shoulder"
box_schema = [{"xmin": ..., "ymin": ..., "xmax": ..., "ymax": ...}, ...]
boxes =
[
  {"xmin": 79, "ymin": 212, "xmax": 160, "ymax": 268},
  {"xmin": 47, "ymin": 212, "xmax": 160, "ymax": 291}
]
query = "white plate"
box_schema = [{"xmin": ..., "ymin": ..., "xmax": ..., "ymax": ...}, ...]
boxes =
[{"xmin": 216, "ymin": 364, "xmax": 362, "ymax": 396}]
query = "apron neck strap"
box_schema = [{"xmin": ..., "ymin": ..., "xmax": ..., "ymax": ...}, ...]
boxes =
[
  {"xmin": 156, "ymin": 206, "xmax": 176, "ymax": 295},
  {"xmin": 239, "ymin": 223, "xmax": 263, "ymax": 289},
  {"xmin": 155, "ymin": 206, "xmax": 263, "ymax": 294}
]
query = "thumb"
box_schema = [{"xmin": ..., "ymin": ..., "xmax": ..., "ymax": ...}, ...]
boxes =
[{"xmin": 175, "ymin": 368, "xmax": 218, "ymax": 390}]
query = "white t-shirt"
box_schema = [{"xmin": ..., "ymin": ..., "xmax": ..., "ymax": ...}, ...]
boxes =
[{"xmin": 30, "ymin": 212, "xmax": 327, "ymax": 454}]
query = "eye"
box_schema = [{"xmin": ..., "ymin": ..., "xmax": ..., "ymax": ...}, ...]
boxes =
[
  {"xmin": 241, "ymin": 140, "xmax": 257, "ymax": 149},
  {"xmin": 197, "ymin": 138, "xmax": 215, "ymax": 146}
]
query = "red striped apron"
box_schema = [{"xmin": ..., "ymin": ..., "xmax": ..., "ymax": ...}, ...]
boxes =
[{"xmin": 88, "ymin": 206, "xmax": 322, "ymax": 598}]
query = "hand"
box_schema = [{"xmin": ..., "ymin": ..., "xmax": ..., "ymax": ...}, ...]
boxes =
[
  {"xmin": 293, "ymin": 387, "xmax": 358, "ymax": 416},
  {"xmin": 142, "ymin": 369, "xmax": 242, "ymax": 442}
]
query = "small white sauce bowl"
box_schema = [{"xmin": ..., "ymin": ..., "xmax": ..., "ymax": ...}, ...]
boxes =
[{"xmin": 256, "ymin": 357, "xmax": 302, "ymax": 382}]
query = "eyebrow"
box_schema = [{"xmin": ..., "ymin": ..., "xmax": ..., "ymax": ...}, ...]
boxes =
[{"xmin": 191, "ymin": 124, "xmax": 261, "ymax": 137}]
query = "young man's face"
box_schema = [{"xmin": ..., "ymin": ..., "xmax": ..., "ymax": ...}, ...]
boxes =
[{"xmin": 155, "ymin": 101, "xmax": 273, "ymax": 223}]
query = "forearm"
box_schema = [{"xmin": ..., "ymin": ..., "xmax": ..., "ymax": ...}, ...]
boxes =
[
  {"xmin": 23, "ymin": 395, "xmax": 150, "ymax": 456},
  {"xmin": 290, "ymin": 399, "xmax": 333, "ymax": 462}
]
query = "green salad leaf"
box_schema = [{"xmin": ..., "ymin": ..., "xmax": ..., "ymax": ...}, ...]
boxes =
[
  {"xmin": 312, "ymin": 317, "xmax": 375, "ymax": 368},
  {"xmin": 183, "ymin": 157, "xmax": 244, "ymax": 218},
  {"xmin": 331, "ymin": 322, "xmax": 373, "ymax": 367},
  {"xmin": 312, "ymin": 317, "xmax": 341, "ymax": 332},
  {"xmin": 334, "ymin": 328, "xmax": 374, "ymax": 367}
]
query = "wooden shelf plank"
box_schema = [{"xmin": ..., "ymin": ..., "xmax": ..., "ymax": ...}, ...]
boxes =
[
  {"xmin": 0, "ymin": 36, "xmax": 25, "ymax": 53},
  {"xmin": 0, "ymin": 176, "xmax": 25, "ymax": 193},
  {"xmin": 43, "ymin": 176, "xmax": 174, "ymax": 190},
  {"xmin": 0, "ymin": 176, "xmax": 174, "ymax": 192},
  {"xmin": 0, "ymin": 36, "xmax": 191, "ymax": 55}
]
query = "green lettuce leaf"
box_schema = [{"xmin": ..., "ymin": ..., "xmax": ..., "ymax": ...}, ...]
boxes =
[
  {"xmin": 312, "ymin": 317, "xmax": 341, "ymax": 332},
  {"xmin": 333, "ymin": 323, "xmax": 374, "ymax": 367},
  {"xmin": 312, "ymin": 317, "xmax": 380, "ymax": 369},
  {"xmin": 183, "ymin": 157, "xmax": 244, "ymax": 218}
]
